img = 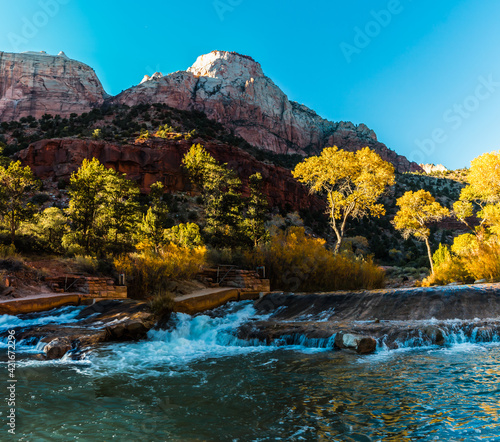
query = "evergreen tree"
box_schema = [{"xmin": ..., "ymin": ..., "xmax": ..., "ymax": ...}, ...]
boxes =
[
  {"xmin": 0, "ymin": 161, "xmax": 40, "ymax": 244},
  {"xmin": 241, "ymin": 173, "xmax": 269, "ymax": 247},
  {"xmin": 183, "ymin": 144, "xmax": 243, "ymax": 247}
]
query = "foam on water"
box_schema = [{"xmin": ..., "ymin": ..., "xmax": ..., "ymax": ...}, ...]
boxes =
[
  {"xmin": 85, "ymin": 301, "xmax": 278, "ymax": 377},
  {"xmin": 0, "ymin": 306, "xmax": 85, "ymax": 331},
  {"xmin": 0, "ymin": 306, "xmax": 86, "ymax": 350}
]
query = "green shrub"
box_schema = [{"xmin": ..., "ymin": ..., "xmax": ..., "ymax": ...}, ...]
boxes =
[
  {"xmin": 433, "ymin": 243, "xmax": 452, "ymax": 268},
  {"xmin": 73, "ymin": 255, "xmax": 99, "ymax": 274},
  {"xmin": 0, "ymin": 244, "xmax": 17, "ymax": 258},
  {"xmin": 148, "ymin": 291, "xmax": 175, "ymax": 316}
]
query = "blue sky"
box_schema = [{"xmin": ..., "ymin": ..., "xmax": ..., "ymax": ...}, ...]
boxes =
[{"xmin": 1, "ymin": 0, "xmax": 500, "ymax": 169}]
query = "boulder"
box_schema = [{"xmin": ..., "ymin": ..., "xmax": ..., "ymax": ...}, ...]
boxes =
[{"xmin": 334, "ymin": 332, "xmax": 377, "ymax": 354}]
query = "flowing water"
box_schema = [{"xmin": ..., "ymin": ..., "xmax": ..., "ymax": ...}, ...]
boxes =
[{"xmin": 2, "ymin": 301, "xmax": 500, "ymax": 441}]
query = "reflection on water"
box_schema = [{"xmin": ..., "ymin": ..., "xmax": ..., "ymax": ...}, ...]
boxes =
[{"xmin": 2, "ymin": 303, "xmax": 500, "ymax": 441}]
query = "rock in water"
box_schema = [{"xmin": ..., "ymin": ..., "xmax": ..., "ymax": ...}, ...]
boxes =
[
  {"xmin": 334, "ymin": 332, "xmax": 377, "ymax": 354},
  {"xmin": 0, "ymin": 51, "xmax": 107, "ymax": 120},
  {"xmin": 12, "ymin": 300, "xmax": 157, "ymax": 360}
]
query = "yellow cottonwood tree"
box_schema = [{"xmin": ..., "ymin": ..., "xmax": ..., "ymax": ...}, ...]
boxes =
[
  {"xmin": 465, "ymin": 151, "xmax": 500, "ymax": 203},
  {"xmin": 393, "ymin": 190, "xmax": 450, "ymax": 273},
  {"xmin": 454, "ymin": 151, "xmax": 500, "ymax": 233},
  {"xmin": 292, "ymin": 146, "xmax": 395, "ymax": 253}
]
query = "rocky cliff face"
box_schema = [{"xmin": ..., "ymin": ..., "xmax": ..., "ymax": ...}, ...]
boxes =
[
  {"xmin": 0, "ymin": 51, "xmax": 107, "ymax": 120},
  {"xmin": 420, "ymin": 163, "xmax": 448, "ymax": 174},
  {"xmin": 17, "ymin": 137, "xmax": 324, "ymax": 212},
  {"xmin": 113, "ymin": 51, "xmax": 421, "ymax": 172}
]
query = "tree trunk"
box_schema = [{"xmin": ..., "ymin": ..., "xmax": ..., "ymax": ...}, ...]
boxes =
[
  {"xmin": 10, "ymin": 213, "xmax": 15, "ymax": 245},
  {"xmin": 332, "ymin": 222, "xmax": 343, "ymax": 254},
  {"xmin": 425, "ymin": 237, "xmax": 434, "ymax": 274},
  {"xmin": 334, "ymin": 236, "xmax": 342, "ymax": 254}
]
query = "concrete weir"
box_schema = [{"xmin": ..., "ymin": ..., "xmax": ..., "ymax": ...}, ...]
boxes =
[
  {"xmin": 0, "ymin": 294, "xmax": 84, "ymax": 316},
  {"xmin": 174, "ymin": 288, "xmax": 262, "ymax": 315}
]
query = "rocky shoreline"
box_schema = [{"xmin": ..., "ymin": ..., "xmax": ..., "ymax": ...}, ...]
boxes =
[{"xmin": 5, "ymin": 300, "xmax": 157, "ymax": 360}]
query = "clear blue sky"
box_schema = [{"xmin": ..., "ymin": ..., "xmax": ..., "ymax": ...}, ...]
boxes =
[{"xmin": 1, "ymin": 0, "xmax": 500, "ymax": 169}]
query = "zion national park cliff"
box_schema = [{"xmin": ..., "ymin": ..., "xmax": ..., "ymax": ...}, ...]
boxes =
[
  {"xmin": 0, "ymin": 51, "xmax": 108, "ymax": 120},
  {"xmin": 17, "ymin": 137, "xmax": 324, "ymax": 212},
  {"xmin": 0, "ymin": 50, "xmax": 421, "ymax": 173}
]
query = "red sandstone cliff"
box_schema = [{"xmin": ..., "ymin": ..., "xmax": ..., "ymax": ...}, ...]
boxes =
[
  {"xmin": 17, "ymin": 138, "xmax": 324, "ymax": 212},
  {"xmin": 0, "ymin": 51, "xmax": 107, "ymax": 120},
  {"xmin": 1, "ymin": 49, "xmax": 421, "ymax": 173}
]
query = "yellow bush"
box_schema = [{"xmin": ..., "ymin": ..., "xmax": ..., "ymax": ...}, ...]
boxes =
[
  {"xmin": 421, "ymin": 258, "xmax": 472, "ymax": 286},
  {"xmin": 245, "ymin": 227, "xmax": 384, "ymax": 291},
  {"xmin": 115, "ymin": 244, "xmax": 207, "ymax": 299},
  {"xmin": 423, "ymin": 235, "xmax": 500, "ymax": 285},
  {"xmin": 464, "ymin": 239, "xmax": 500, "ymax": 281}
]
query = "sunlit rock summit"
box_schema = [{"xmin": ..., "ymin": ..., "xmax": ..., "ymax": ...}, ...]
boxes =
[{"xmin": 0, "ymin": 49, "xmax": 421, "ymax": 172}]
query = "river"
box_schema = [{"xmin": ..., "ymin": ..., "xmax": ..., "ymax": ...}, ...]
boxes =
[{"xmin": 2, "ymin": 301, "xmax": 500, "ymax": 441}]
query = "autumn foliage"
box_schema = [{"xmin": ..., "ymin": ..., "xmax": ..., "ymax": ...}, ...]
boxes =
[
  {"xmin": 114, "ymin": 245, "xmax": 207, "ymax": 299},
  {"xmin": 425, "ymin": 151, "xmax": 500, "ymax": 285},
  {"xmin": 244, "ymin": 227, "xmax": 385, "ymax": 291},
  {"xmin": 293, "ymin": 146, "xmax": 395, "ymax": 253}
]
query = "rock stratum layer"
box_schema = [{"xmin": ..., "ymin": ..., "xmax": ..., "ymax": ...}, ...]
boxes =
[
  {"xmin": 0, "ymin": 49, "xmax": 420, "ymax": 172},
  {"xmin": 18, "ymin": 137, "xmax": 323, "ymax": 212},
  {"xmin": 0, "ymin": 51, "xmax": 107, "ymax": 120},
  {"xmin": 113, "ymin": 51, "xmax": 420, "ymax": 172}
]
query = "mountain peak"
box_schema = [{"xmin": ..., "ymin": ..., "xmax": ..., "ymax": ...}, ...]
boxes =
[{"xmin": 187, "ymin": 50, "xmax": 264, "ymax": 79}]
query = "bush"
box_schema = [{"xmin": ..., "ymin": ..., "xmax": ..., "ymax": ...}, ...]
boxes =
[
  {"xmin": 422, "ymin": 258, "xmax": 472, "ymax": 286},
  {"xmin": 464, "ymin": 240, "xmax": 500, "ymax": 281},
  {"xmin": 114, "ymin": 245, "xmax": 207, "ymax": 299},
  {"xmin": 422, "ymin": 236, "xmax": 500, "ymax": 286},
  {"xmin": 148, "ymin": 291, "xmax": 175, "ymax": 319},
  {"xmin": 433, "ymin": 243, "xmax": 452, "ymax": 268},
  {"xmin": 206, "ymin": 247, "xmax": 247, "ymax": 268},
  {"xmin": 73, "ymin": 255, "xmax": 99, "ymax": 274},
  {"xmin": 0, "ymin": 244, "xmax": 17, "ymax": 259},
  {"xmin": 244, "ymin": 227, "xmax": 385, "ymax": 291}
]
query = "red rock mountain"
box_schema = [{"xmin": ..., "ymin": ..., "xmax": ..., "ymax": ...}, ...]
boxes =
[
  {"xmin": 18, "ymin": 138, "xmax": 324, "ymax": 212},
  {"xmin": 113, "ymin": 51, "xmax": 421, "ymax": 172},
  {"xmin": 0, "ymin": 51, "xmax": 107, "ymax": 120},
  {"xmin": 0, "ymin": 49, "xmax": 421, "ymax": 172}
]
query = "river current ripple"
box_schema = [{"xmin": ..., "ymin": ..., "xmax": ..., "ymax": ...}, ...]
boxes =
[{"xmin": 2, "ymin": 301, "xmax": 500, "ymax": 441}]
